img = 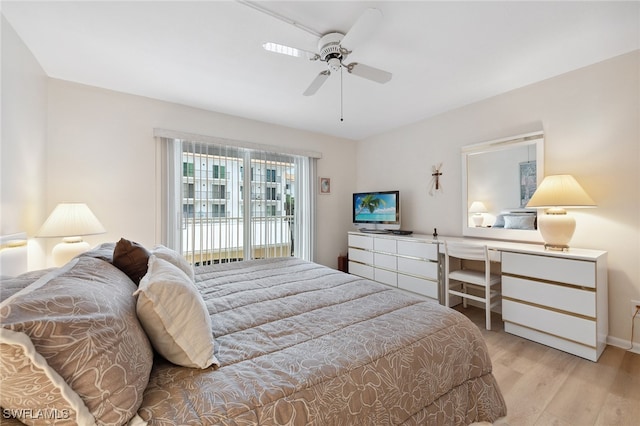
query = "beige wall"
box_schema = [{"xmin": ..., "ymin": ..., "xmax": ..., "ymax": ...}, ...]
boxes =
[
  {"xmin": 45, "ymin": 80, "xmax": 356, "ymax": 269},
  {"xmin": 356, "ymin": 50, "xmax": 640, "ymax": 348},
  {"xmin": 1, "ymin": 17, "xmax": 48, "ymax": 269}
]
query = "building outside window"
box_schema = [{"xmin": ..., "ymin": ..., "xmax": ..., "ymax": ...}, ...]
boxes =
[{"xmin": 180, "ymin": 149, "xmax": 295, "ymax": 264}]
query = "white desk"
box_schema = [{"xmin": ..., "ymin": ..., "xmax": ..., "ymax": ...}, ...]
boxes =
[{"xmin": 347, "ymin": 231, "xmax": 608, "ymax": 361}]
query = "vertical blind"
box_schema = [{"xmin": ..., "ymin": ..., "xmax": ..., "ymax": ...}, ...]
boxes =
[{"xmin": 159, "ymin": 133, "xmax": 317, "ymax": 265}]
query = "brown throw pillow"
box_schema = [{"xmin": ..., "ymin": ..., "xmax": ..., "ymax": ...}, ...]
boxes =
[{"xmin": 112, "ymin": 238, "xmax": 150, "ymax": 285}]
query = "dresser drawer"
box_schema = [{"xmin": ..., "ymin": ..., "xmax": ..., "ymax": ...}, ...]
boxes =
[
  {"xmin": 374, "ymin": 237, "xmax": 396, "ymax": 254},
  {"xmin": 348, "ymin": 261, "xmax": 373, "ymax": 280},
  {"xmin": 375, "ymin": 268, "xmax": 397, "ymax": 287},
  {"xmin": 503, "ymin": 276, "xmax": 596, "ymax": 317},
  {"xmin": 348, "ymin": 234, "xmax": 373, "ymax": 250},
  {"xmin": 374, "ymin": 252, "xmax": 396, "ymax": 270},
  {"xmin": 397, "ymin": 257, "xmax": 438, "ymax": 279},
  {"xmin": 502, "ymin": 299, "xmax": 596, "ymax": 347},
  {"xmin": 397, "ymin": 240, "xmax": 437, "ymax": 260},
  {"xmin": 398, "ymin": 274, "xmax": 438, "ymax": 300},
  {"xmin": 348, "ymin": 247, "xmax": 373, "ymax": 264},
  {"xmin": 502, "ymin": 252, "xmax": 596, "ymax": 288}
]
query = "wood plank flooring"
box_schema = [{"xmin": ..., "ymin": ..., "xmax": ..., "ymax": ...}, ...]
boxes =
[{"xmin": 456, "ymin": 306, "xmax": 640, "ymax": 426}]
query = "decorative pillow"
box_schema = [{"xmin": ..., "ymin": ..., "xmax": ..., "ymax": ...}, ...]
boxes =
[
  {"xmin": 134, "ymin": 256, "xmax": 219, "ymax": 369},
  {"xmin": 112, "ymin": 238, "xmax": 150, "ymax": 284},
  {"xmin": 152, "ymin": 244, "xmax": 195, "ymax": 281},
  {"xmin": 504, "ymin": 214, "xmax": 536, "ymax": 230},
  {"xmin": 0, "ymin": 257, "xmax": 153, "ymax": 425}
]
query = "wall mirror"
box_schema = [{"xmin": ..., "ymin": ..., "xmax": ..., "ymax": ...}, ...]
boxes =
[{"xmin": 461, "ymin": 131, "xmax": 544, "ymax": 243}]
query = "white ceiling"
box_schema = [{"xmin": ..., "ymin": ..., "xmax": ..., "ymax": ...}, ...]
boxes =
[{"xmin": 2, "ymin": 1, "xmax": 639, "ymax": 140}]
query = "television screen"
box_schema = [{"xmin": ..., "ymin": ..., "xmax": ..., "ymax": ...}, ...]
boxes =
[{"xmin": 353, "ymin": 191, "xmax": 400, "ymax": 225}]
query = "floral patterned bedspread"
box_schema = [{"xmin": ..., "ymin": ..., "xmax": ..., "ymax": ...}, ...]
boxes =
[{"xmin": 138, "ymin": 257, "xmax": 506, "ymax": 425}]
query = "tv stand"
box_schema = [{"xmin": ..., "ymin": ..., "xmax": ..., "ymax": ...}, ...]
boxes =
[
  {"xmin": 388, "ymin": 229, "xmax": 413, "ymax": 235},
  {"xmin": 358, "ymin": 228, "xmax": 390, "ymax": 234}
]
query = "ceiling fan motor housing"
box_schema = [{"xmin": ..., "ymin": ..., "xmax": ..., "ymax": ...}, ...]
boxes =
[{"xmin": 318, "ymin": 32, "xmax": 346, "ymax": 71}]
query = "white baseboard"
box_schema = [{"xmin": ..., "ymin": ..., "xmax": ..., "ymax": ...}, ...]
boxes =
[{"xmin": 606, "ymin": 335, "xmax": 640, "ymax": 355}]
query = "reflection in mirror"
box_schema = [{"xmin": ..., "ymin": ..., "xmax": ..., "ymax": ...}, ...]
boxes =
[{"xmin": 461, "ymin": 131, "xmax": 544, "ymax": 242}]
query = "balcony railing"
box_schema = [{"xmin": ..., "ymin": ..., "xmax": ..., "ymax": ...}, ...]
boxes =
[{"xmin": 181, "ymin": 215, "xmax": 294, "ymax": 266}]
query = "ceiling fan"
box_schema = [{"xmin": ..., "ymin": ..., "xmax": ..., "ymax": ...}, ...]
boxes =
[{"xmin": 262, "ymin": 8, "xmax": 392, "ymax": 96}]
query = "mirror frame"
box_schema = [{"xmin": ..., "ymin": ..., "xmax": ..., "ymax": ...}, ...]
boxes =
[{"xmin": 461, "ymin": 131, "xmax": 545, "ymax": 243}]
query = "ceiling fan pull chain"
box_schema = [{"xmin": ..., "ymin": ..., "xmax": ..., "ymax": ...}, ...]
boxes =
[{"xmin": 340, "ymin": 66, "xmax": 344, "ymax": 122}]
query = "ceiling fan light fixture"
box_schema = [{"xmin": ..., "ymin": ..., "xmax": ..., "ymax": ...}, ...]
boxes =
[
  {"xmin": 263, "ymin": 42, "xmax": 317, "ymax": 60},
  {"xmin": 327, "ymin": 57, "xmax": 342, "ymax": 72},
  {"xmin": 263, "ymin": 42, "xmax": 299, "ymax": 56}
]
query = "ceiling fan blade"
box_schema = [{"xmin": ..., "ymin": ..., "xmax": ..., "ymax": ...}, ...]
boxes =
[
  {"xmin": 340, "ymin": 8, "xmax": 383, "ymax": 50},
  {"xmin": 263, "ymin": 42, "xmax": 318, "ymax": 60},
  {"xmin": 303, "ymin": 70, "xmax": 330, "ymax": 96},
  {"xmin": 346, "ymin": 63, "xmax": 392, "ymax": 84}
]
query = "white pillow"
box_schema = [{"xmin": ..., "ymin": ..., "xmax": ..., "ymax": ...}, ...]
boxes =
[
  {"xmin": 152, "ymin": 245, "xmax": 195, "ymax": 281},
  {"xmin": 134, "ymin": 256, "xmax": 219, "ymax": 369},
  {"xmin": 504, "ymin": 214, "xmax": 536, "ymax": 230}
]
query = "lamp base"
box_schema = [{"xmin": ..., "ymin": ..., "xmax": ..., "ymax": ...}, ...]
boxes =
[
  {"xmin": 543, "ymin": 243, "xmax": 570, "ymax": 252},
  {"xmin": 472, "ymin": 214, "xmax": 484, "ymax": 227},
  {"xmin": 538, "ymin": 208, "xmax": 576, "ymax": 251},
  {"xmin": 52, "ymin": 237, "xmax": 91, "ymax": 266}
]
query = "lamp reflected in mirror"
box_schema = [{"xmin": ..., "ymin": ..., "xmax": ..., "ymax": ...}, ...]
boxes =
[
  {"xmin": 526, "ymin": 175, "xmax": 596, "ymax": 250},
  {"xmin": 469, "ymin": 201, "xmax": 488, "ymax": 227}
]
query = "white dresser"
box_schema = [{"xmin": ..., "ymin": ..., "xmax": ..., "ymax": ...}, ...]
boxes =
[
  {"xmin": 346, "ymin": 232, "xmax": 608, "ymax": 362},
  {"xmin": 501, "ymin": 248, "xmax": 608, "ymax": 362},
  {"xmin": 347, "ymin": 232, "xmax": 439, "ymax": 301}
]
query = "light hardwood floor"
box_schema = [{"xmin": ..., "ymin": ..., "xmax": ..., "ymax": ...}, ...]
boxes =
[{"xmin": 457, "ymin": 306, "xmax": 640, "ymax": 426}]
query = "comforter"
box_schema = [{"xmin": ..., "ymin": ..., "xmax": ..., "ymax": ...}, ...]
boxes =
[{"xmin": 137, "ymin": 257, "xmax": 506, "ymax": 425}]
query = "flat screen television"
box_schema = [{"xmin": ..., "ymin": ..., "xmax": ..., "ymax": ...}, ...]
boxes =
[{"xmin": 352, "ymin": 190, "xmax": 400, "ymax": 232}]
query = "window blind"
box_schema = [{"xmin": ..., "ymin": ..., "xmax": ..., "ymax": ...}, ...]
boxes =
[{"xmin": 159, "ymin": 134, "xmax": 316, "ymax": 265}]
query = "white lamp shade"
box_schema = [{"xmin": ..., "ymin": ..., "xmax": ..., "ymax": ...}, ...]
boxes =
[
  {"xmin": 468, "ymin": 201, "xmax": 488, "ymax": 213},
  {"xmin": 526, "ymin": 175, "xmax": 595, "ymax": 250},
  {"xmin": 37, "ymin": 203, "xmax": 105, "ymax": 238},
  {"xmin": 37, "ymin": 203, "xmax": 106, "ymax": 266},
  {"xmin": 526, "ymin": 175, "xmax": 596, "ymax": 208}
]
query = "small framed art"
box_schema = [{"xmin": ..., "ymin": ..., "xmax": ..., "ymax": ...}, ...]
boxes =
[
  {"xmin": 519, "ymin": 161, "xmax": 536, "ymax": 207},
  {"xmin": 320, "ymin": 177, "xmax": 331, "ymax": 194}
]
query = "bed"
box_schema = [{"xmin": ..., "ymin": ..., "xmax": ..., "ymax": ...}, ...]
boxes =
[{"xmin": 1, "ymin": 240, "xmax": 506, "ymax": 425}]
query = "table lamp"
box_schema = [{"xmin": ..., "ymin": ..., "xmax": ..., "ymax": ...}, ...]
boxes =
[
  {"xmin": 37, "ymin": 203, "xmax": 106, "ymax": 266},
  {"xmin": 469, "ymin": 201, "xmax": 488, "ymax": 227},
  {"xmin": 526, "ymin": 175, "xmax": 596, "ymax": 250}
]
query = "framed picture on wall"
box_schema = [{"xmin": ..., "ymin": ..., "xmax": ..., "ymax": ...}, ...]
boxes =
[
  {"xmin": 320, "ymin": 177, "xmax": 331, "ymax": 194},
  {"xmin": 520, "ymin": 161, "xmax": 537, "ymax": 207}
]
